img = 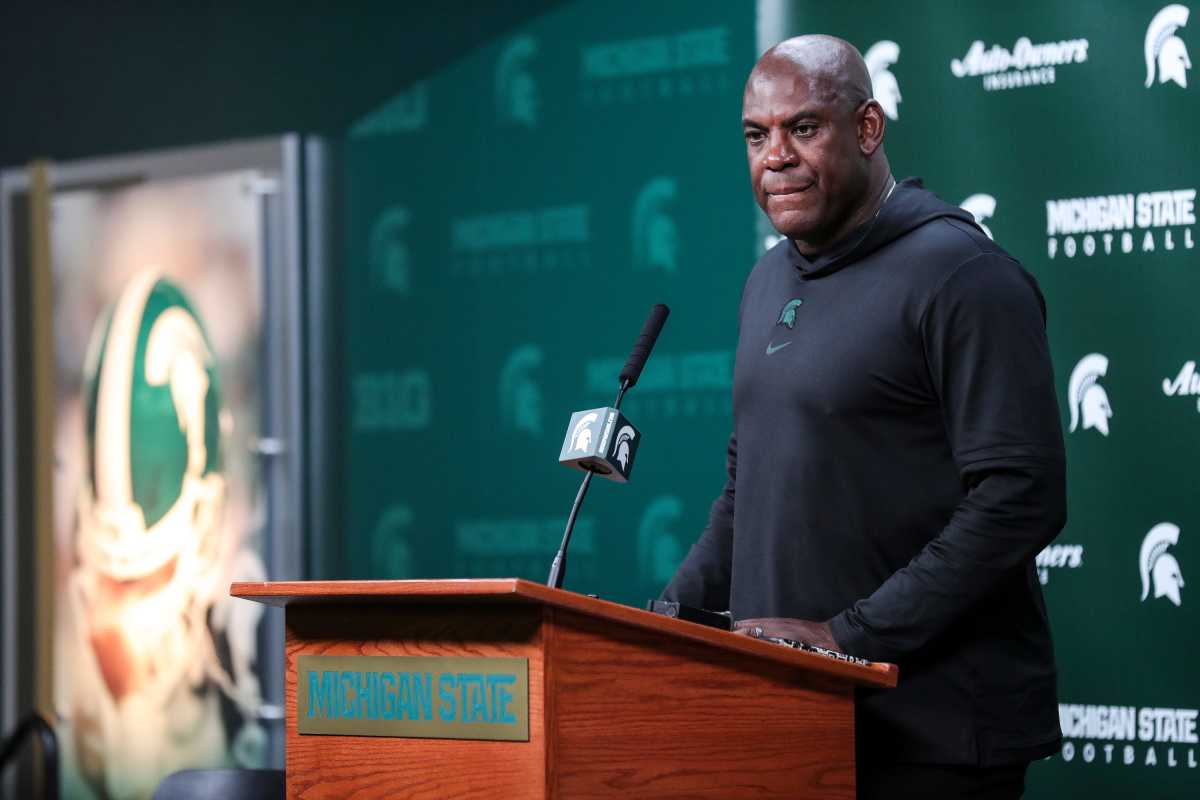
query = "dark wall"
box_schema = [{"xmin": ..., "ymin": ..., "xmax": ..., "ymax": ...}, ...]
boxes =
[{"xmin": 0, "ymin": 0, "xmax": 561, "ymax": 167}]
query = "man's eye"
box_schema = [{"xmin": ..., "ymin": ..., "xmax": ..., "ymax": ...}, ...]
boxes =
[
  {"xmin": 745, "ymin": 131, "xmax": 765, "ymax": 144},
  {"xmin": 793, "ymin": 124, "xmax": 816, "ymax": 137}
]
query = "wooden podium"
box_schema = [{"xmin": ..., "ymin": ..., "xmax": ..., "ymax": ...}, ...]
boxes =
[{"xmin": 232, "ymin": 579, "xmax": 897, "ymax": 799}]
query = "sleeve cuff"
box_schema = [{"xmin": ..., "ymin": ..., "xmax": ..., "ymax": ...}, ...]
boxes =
[{"xmin": 829, "ymin": 610, "xmax": 879, "ymax": 662}]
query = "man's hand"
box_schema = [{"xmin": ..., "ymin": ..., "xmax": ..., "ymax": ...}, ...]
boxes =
[{"xmin": 734, "ymin": 618, "xmax": 842, "ymax": 652}]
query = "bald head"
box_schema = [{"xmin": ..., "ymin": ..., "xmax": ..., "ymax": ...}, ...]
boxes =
[
  {"xmin": 741, "ymin": 35, "xmax": 890, "ymax": 255},
  {"xmin": 748, "ymin": 35, "xmax": 873, "ymax": 113}
]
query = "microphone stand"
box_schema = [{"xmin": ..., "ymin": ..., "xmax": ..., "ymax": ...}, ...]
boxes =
[{"xmin": 546, "ymin": 378, "xmax": 630, "ymax": 590}]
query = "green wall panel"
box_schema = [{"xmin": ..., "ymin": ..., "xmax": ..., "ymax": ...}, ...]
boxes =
[
  {"xmin": 344, "ymin": 2, "xmax": 1199, "ymax": 795},
  {"xmin": 343, "ymin": 0, "xmax": 755, "ymax": 607},
  {"xmin": 771, "ymin": 2, "xmax": 1199, "ymax": 795}
]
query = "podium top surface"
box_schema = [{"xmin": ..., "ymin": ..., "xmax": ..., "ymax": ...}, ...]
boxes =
[{"xmin": 231, "ymin": 578, "xmax": 897, "ymax": 689}]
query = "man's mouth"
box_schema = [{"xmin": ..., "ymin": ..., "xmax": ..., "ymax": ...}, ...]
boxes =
[{"xmin": 766, "ymin": 183, "xmax": 813, "ymax": 197}]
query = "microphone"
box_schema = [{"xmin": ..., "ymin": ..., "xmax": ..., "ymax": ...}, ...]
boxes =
[
  {"xmin": 619, "ymin": 303, "xmax": 670, "ymax": 391},
  {"xmin": 547, "ymin": 304, "xmax": 670, "ymax": 590}
]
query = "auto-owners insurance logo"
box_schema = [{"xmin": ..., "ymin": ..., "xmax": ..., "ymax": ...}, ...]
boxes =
[{"xmin": 949, "ymin": 33, "xmax": 1088, "ymax": 91}]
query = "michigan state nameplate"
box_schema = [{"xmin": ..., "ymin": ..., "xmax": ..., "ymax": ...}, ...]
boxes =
[{"xmin": 297, "ymin": 655, "xmax": 529, "ymax": 741}]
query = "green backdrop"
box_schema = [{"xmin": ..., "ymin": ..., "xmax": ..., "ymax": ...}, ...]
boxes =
[
  {"xmin": 343, "ymin": 0, "xmax": 754, "ymax": 605},
  {"xmin": 342, "ymin": 1, "xmax": 1199, "ymax": 796}
]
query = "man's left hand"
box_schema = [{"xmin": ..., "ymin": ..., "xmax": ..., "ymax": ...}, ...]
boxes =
[{"xmin": 734, "ymin": 618, "xmax": 842, "ymax": 652}]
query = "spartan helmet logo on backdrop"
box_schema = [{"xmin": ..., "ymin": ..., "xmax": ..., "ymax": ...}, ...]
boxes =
[
  {"xmin": 959, "ymin": 194, "xmax": 996, "ymax": 240},
  {"xmin": 570, "ymin": 412, "xmax": 600, "ymax": 452},
  {"xmin": 499, "ymin": 344, "xmax": 544, "ymax": 436},
  {"xmin": 637, "ymin": 495, "xmax": 684, "ymax": 587},
  {"xmin": 863, "ymin": 40, "xmax": 902, "ymax": 120},
  {"xmin": 632, "ymin": 177, "xmax": 679, "ymax": 272},
  {"xmin": 1068, "ymin": 353, "xmax": 1114, "ymax": 437},
  {"xmin": 1140, "ymin": 522, "xmax": 1186, "ymax": 607},
  {"xmin": 371, "ymin": 504, "xmax": 415, "ymax": 579},
  {"xmin": 495, "ymin": 35, "xmax": 540, "ymax": 126},
  {"xmin": 71, "ymin": 273, "xmax": 265, "ymax": 799},
  {"xmin": 368, "ymin": 206, "xmax": 412, "ymax": 294},
  {"xmin": 1145, "ymin": 5, "xmax": 1192, "ymax": 88}
]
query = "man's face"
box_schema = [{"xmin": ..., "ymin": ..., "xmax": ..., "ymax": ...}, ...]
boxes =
[{"xmin": 743, "ymin": 65, "xmax": 869, "ymax": 247}]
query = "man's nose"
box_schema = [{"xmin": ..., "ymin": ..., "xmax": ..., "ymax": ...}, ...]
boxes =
[{"xmin": 764, "ymin": 130, "xmax": 799, "ymax": 170}]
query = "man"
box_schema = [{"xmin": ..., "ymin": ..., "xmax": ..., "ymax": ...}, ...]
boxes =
[{"xmin": 661, "ymin": 36, "xmax": 1066, "ymax": 799}]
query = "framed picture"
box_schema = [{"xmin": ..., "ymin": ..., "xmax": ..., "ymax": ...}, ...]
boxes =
[{"xmin": 1, "ymin": 136, "xmax": 324, "ymax": 799}]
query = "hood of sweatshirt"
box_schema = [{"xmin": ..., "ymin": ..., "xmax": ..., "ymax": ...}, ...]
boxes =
[{"xmin": 786, "ymin": 177, "xmax": 981, "ymax": 279}]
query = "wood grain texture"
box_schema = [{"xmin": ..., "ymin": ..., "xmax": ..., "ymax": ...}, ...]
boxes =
[
  {"xmin": 247, "ymin": 581, "xmax": 885, "ymax": 798},
  {"xmin": 545, "ymin": 607, "xmax": 856, "ymax": 800},
  {"xmin": 233, "ymin": 579, "xmax": 897, "ymax": 689},
  {"xmin": 283, "ymin": 603, "xmax": 546, "ymax": 799}
]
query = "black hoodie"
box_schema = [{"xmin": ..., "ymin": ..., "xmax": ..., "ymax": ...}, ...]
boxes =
[{"xmin": 663, "ymin": 178, "xmax": 1067, "ymax": 766}]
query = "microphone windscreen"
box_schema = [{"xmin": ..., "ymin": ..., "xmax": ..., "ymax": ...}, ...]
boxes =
[{"xmin": 618, "ymin": 304, "xmax": 670, "ymax": 388}]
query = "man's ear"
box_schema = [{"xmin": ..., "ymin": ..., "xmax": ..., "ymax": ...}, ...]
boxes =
[{"xmin": 858, "ymin": 100, "xmax": 885, "ymax": 156}]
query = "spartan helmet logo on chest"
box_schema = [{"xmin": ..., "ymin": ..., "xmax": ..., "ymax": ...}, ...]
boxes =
[{"xmin": 777, "ymin": 299, "xmax": 804, "ymax": 329}]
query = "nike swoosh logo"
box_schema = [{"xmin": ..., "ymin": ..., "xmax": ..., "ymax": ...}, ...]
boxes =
[{"xmin": 765, "ymin": 340, "xmax": 793, "ymax": 355}]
